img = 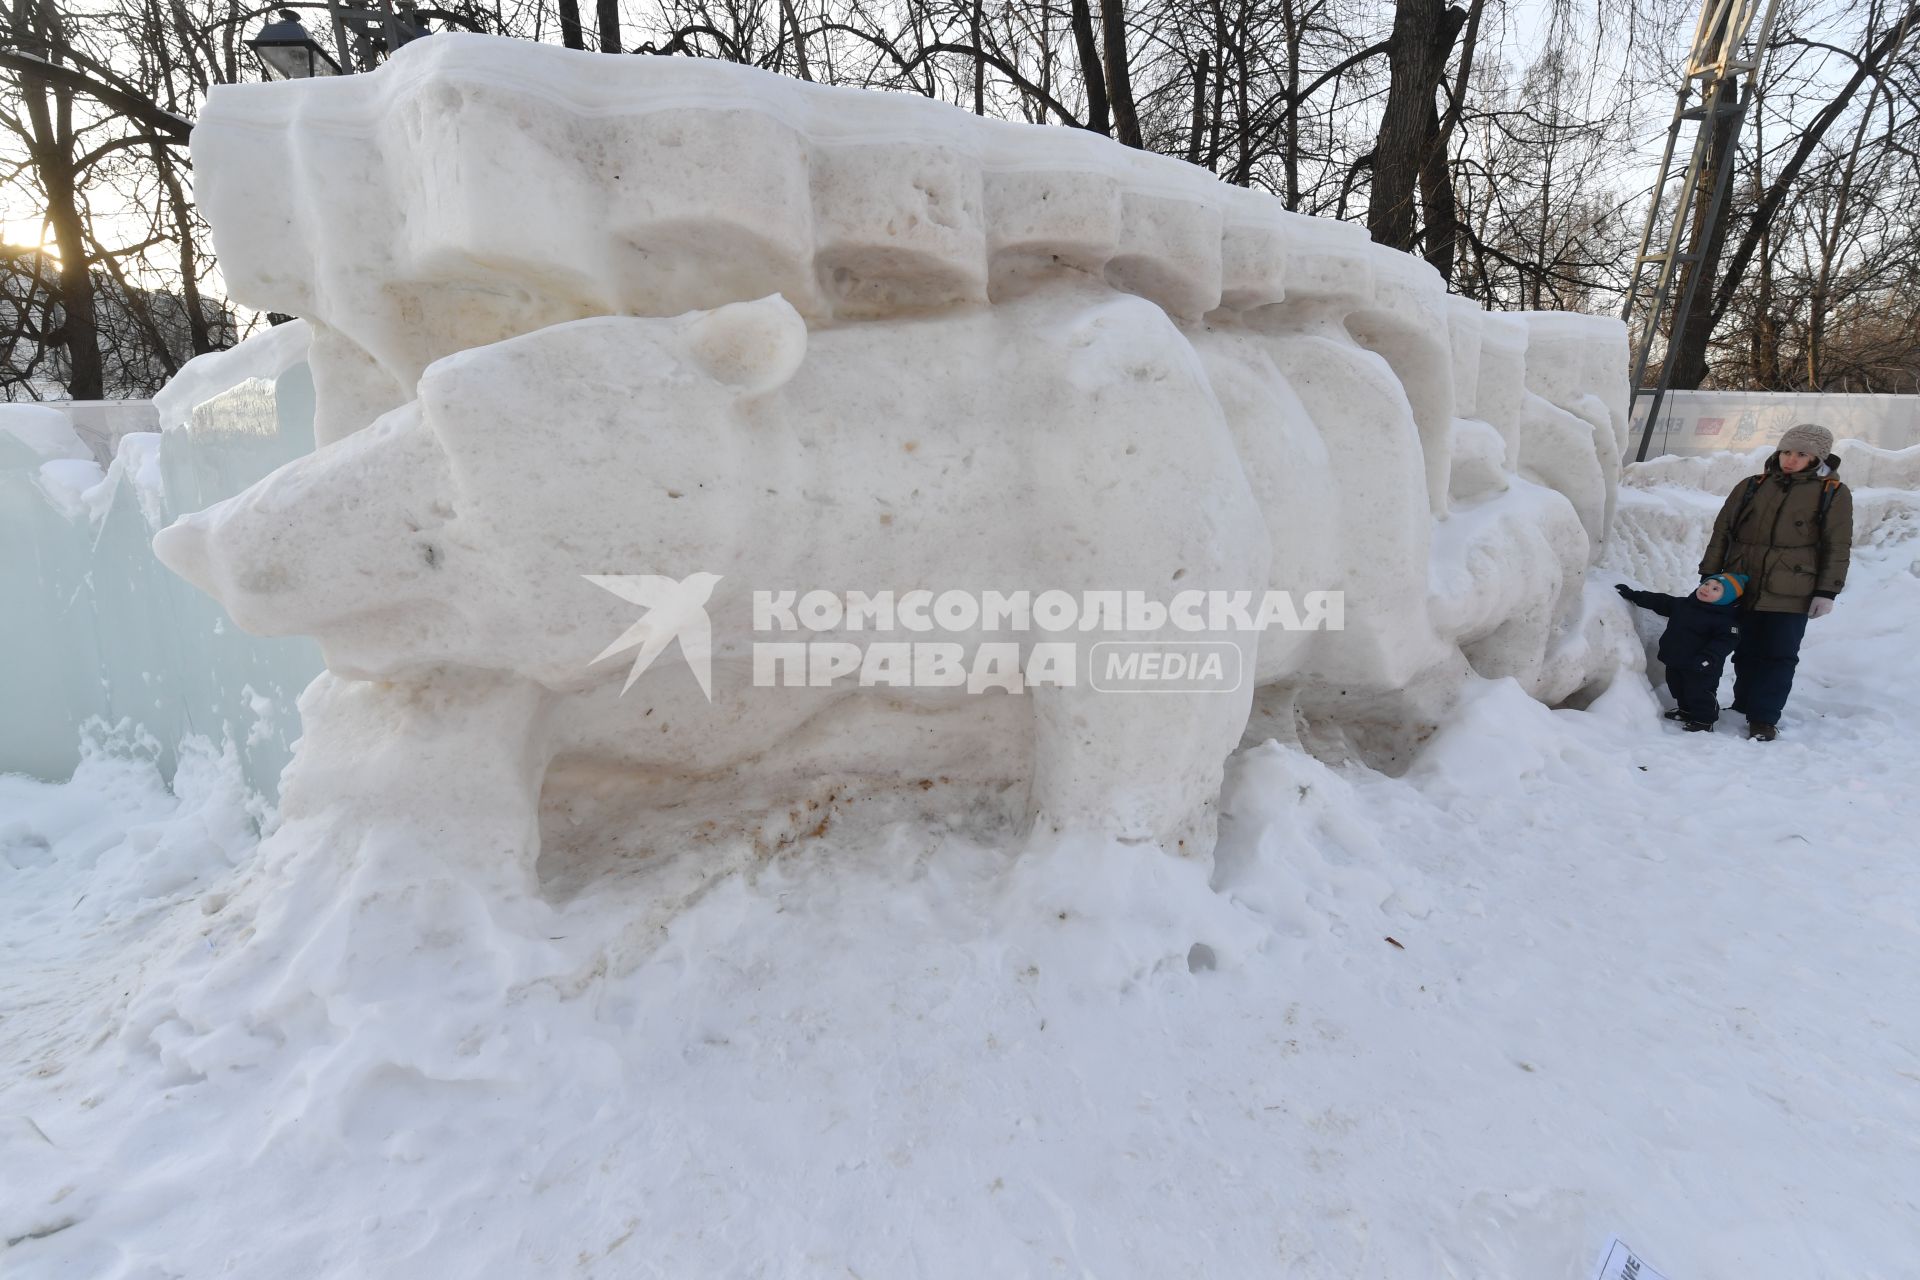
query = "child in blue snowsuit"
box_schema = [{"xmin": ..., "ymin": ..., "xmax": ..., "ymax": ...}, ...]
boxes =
[{"xmin": 1615, "ymin": 573, "xmax": 1749, "ymax": 731}]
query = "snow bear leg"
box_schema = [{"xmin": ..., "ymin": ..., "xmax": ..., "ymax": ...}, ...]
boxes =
[
  {"xmin": 279, "ymin": 669, "xmax": 551, "ymax": 899},
  {"xmin": 1024, "ymin": 679, "xmax": 1242, "ymax": 856}
]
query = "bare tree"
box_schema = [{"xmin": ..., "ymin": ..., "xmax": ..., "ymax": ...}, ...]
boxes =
[{"xmin": 1665, "ymin": 0, "xmax": 1920, "ymax": 389}]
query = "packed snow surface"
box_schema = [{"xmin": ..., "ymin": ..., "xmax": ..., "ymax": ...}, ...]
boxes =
[{"xmin": 6, "ymin": 503, "xmax": 1918, "ymax": 1278}]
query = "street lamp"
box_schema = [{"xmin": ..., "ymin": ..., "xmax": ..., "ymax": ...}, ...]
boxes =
[{"xmin": 247, "ymin": 9, "xmax": 342, "ymax": 79}]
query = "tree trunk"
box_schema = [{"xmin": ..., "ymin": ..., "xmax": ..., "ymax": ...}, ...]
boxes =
[
  {"xmin": 1806, "ymin": 211, "xmax": 1833, "ymax": 388},
  {"xmin": 1230, "ymin": 0, "xmax": 1250, "ymax": 182},
  {"xmin": 780, "ymin": 0, "xmax": 810, "ymax": 79},
  {"xmin": 1664, "ymin": 80, "xmax": 1741, "ymax": 391},
  {"xmin": 16, "ymin": 0, "xmax": 102, "ymax": 398},
  {"xmin": 156, "ymin": 145, "xmax": 213, "ymax": 355},
  {"xmin": 42, "ymin": 156, "xmax": 101, "ymax": 398},
  {"xmin": 1368, "ymin": 0, "xmax": 1465, "ymax": 251},
  {"xmin": 1187, "ymin": 51, "xmax": 1208, "ymax": 165},
  {"xmin": 595, "ymin": 0, "xmax": 618, "ymax": 52},
  {"xmin": 971, "ymin": 0, "xmax": 984, "ymax": 114},
  {"xmin": 1417, "ymin": 101, "xmax": 1458, "ymax": 284},
  {"xmin": 1422, "ymin": 0, "xmax": 1482, "ymax": 280},
  {"xmin": 1282, "ymin": 0, "xmax": 1301, "ymax": 209},
  {"xmin": 1205, "ymin": 0, "xmax": 1227, "ymax": 173},
  {"xmin": 1750, "ymin": 219, "xmax": 1781, "ymax": 388},
  {"xmin": 1672, "ymin": 0, "xmax": 1920, "ymax": 390},
  {"xmin": 1036, "ymin": 0, "xmax": 1051, "ymax": 120},
  {"xmin": 1069, "ymin": 0, "xmax": 1109, "ymax": 136},
  {"xmin": 556, "ymin": 0, "xmax": 584, "ymax": 50},
  {"xmin": 1101, "ymin": 0, "xmax": 1141, "ymax": 148}
]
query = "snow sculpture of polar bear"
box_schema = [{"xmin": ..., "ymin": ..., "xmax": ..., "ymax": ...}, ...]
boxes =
[
  {"xmin": 160, "ymin": 287, "xmax": 1275, "ymax": 864},
  {"xmin": 164, "ymin": 36, "xmax": 1637, "ymax": 882}
]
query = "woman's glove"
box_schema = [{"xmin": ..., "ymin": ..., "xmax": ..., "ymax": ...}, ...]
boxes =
[{"xmin": 1809, "ymin": 598, "xmax": 1834, "ymax": 619}]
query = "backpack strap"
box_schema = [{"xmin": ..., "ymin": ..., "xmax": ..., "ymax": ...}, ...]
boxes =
[
  {"xmin": 1729, "ymin": 474, "xmax": 1765, "ymax": 531},
  {"xmin": 1816, "ymin": 476, "xmax": 1841, "ymax": 527}
]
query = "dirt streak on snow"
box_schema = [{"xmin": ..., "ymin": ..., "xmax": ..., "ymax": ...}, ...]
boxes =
[{"xmin": 4, "ymin": 527, "xmax": 1920, "ymax": 1279}]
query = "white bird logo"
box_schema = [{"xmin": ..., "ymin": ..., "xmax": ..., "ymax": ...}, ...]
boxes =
[{"xmin": 584, "ymin": 572, "xmax": 724, "ymax": 699}]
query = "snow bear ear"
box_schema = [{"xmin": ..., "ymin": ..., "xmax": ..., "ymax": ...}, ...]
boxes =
[{"xmin": 683, "ymin": 295, "xmax": 807, "ymax": 395}]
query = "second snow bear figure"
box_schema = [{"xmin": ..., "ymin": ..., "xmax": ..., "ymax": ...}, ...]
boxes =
[{"xmin": 156, "ymin": 289, "xmax": 1273, "ymax": 868}]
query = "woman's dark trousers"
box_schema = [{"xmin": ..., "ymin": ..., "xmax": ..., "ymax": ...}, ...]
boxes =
[{"xmin": 1731, "ymin": 611, "xmax": 1811, "ymax": 726}]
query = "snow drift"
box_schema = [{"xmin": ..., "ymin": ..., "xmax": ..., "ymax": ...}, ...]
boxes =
[{"xmin": 9, "ymin": 517, "xmax": 1920, "ymax": 1278}]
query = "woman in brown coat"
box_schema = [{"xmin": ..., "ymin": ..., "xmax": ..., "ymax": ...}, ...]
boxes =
[{"xmin": 1697, "ymin": 423, "xmax": 1853, "ymax": 741}]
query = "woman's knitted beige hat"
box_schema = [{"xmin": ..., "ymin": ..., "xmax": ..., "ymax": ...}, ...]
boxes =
[{"xmin": 1778, "ymin": 423, "xmax": 1834, "ymax": 458}]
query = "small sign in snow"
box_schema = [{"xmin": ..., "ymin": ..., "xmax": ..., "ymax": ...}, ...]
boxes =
[{"xmin": 1595, "ymin": 1236, "xmax": 1672, "ymax": 1280}]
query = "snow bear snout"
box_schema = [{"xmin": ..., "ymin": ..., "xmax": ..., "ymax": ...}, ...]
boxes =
[{"xmin": 153, "ymin": 514, "xmax": 216, "ymax": 596}]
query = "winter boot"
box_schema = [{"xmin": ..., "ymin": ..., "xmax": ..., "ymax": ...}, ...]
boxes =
[
  {"xmin": 1746, "ymin": 721, "xmax": 1778, "ymax": 742},
  {"xmin": 1683, "ymin": 720, "xmax": 1714, "ymax": 733}
]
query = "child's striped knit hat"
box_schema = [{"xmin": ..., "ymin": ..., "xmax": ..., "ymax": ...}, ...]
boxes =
[{"xmin": 1703, "ymin": 573, "xmax": 1748, "ymax": 606}]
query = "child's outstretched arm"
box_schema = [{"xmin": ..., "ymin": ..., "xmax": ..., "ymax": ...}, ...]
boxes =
[{"xmin": 1615, "ymin": 584, "xmax": 1676, "ymax": 617}]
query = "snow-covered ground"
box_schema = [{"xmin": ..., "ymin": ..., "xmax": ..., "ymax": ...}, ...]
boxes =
[{"xmin": 5, "ymin": 517, "xmax": 1919, "ymax": 1278}]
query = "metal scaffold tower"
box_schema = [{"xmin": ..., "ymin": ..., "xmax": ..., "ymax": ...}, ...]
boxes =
[{"xmin": 1622, "ymin": 0, "xmax": 1784, "ymax": 462}]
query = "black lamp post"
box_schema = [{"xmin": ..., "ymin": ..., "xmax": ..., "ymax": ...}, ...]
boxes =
[{"xmin": 246, "ymin": 9, "xmax": 343, "ymax": 79}]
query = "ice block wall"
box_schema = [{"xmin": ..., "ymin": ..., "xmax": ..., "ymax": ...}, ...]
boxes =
[{"xmin": 0, "ymin": 324, "xmax": 321, "ymax": 798}]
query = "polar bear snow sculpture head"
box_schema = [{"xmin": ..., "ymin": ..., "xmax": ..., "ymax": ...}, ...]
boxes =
[{"xmin": 155, "ymin": 296, "xmax": 810, "ymax": 685}]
